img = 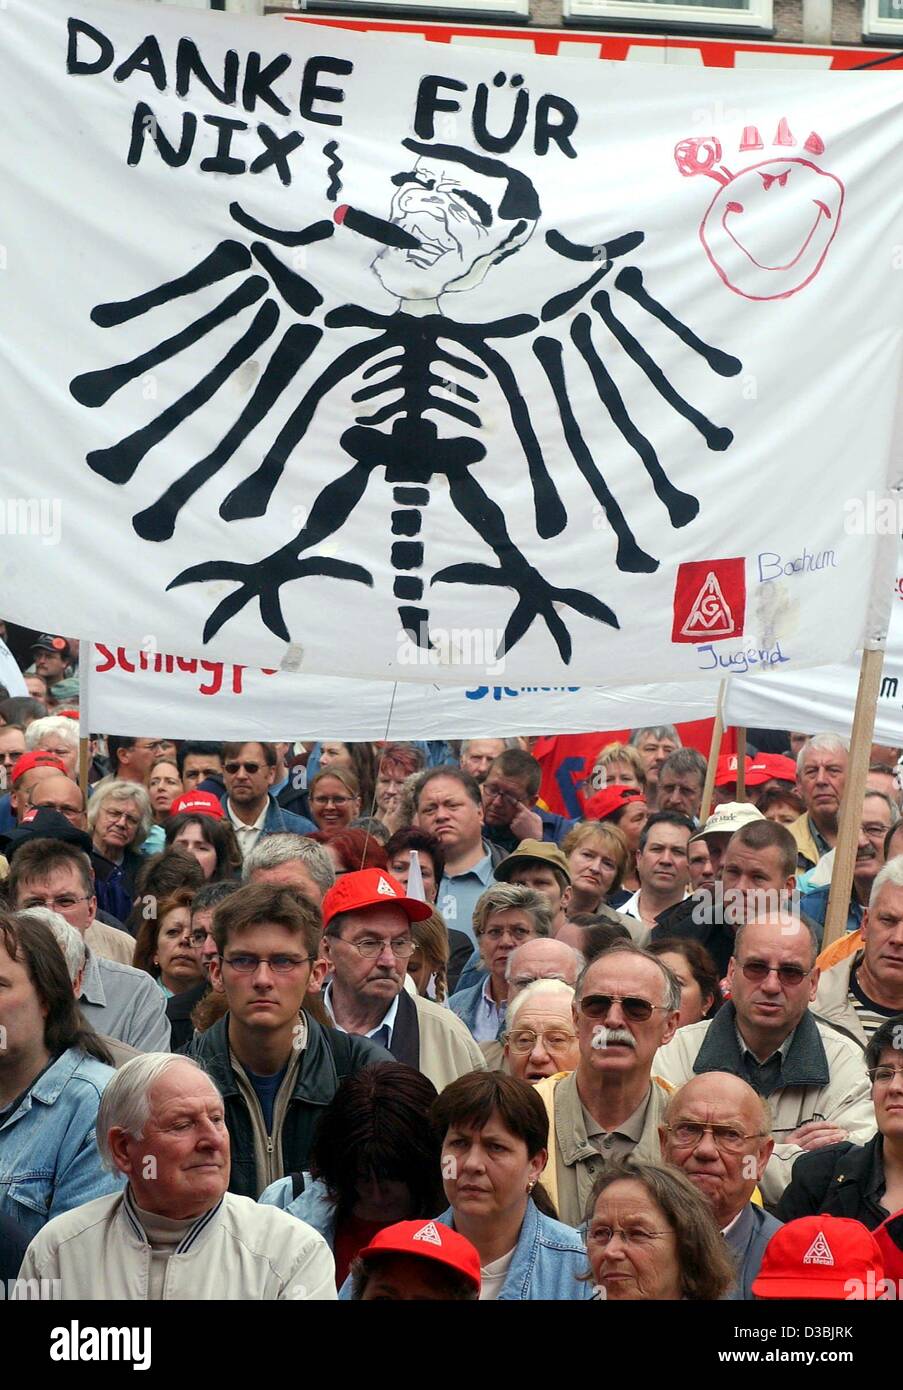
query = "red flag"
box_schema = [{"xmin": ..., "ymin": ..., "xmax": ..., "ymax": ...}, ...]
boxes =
[{"xmin": 535, "ymin": 720, "xmax": 736, "ymax": 819}]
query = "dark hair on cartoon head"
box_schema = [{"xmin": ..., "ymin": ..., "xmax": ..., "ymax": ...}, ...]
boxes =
[{"xmin": 401, "ymin": 139, "xmax": 541, "ymax": 221}]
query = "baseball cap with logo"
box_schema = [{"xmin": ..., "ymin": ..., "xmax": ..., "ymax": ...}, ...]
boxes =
[
  {"xmin": 752, "ymin": 1216, "xmax": 885, "ymax": 1299},
  {"xmin": 10, "ymin": 750, "xmax": 68, "ymax": 784},
  {"xmin": 582, "ymin": 783, "xmax": 646, "ymax": 822},
  {"xmin": 321, "ymin": 867, "xmax": 433, "ymax": 930},
  {"xmin": 713, "ymin": 754, "xmax": 772, "ymax": 789},
  {"xmin": 689, "ymin": 801, "xmax": 764, "ymax": 844},
  {"xmin": 494, "ymin": 839, "xmax": 572, "ymax": 887},
  {"xmin": 31, "ymin": 634, "xmax": 71, "ymax": 659},
  {"xmin": 0, "ymin": 808, "xmax": 94, "ymax": 859},
  {"xmin": 357, "ymin": 1220, "xmax": 481, "ymax": 1293},
  {"xmin": 169, "ymin": 791, "xmax": 224, "ymax": 820}
]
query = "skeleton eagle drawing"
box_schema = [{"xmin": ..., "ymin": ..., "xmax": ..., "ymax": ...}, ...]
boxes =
[{"xmin": 70, "ymin": 116, "xmax": 743, "ymax": 663}]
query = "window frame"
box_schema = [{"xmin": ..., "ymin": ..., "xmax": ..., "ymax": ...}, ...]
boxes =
[
  {"xmin": 564, "ymin": 0, "xmax": 774, "ymax": 36},
  {"xmin": 863, "ymin": 0, "xmax": 903, "ymax": 40}
]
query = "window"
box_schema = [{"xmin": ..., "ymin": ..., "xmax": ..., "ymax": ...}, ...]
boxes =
[
  {"xmin": 303, "ymin": 0, "xmax": 530, "ymax": 20},
  {"xmin": 565, "ymin": 0, "xmax": 773, "ymax": 34},
  {"xmin": 864, "ymin": 0, "xmax": 903, "ymax": 38}
]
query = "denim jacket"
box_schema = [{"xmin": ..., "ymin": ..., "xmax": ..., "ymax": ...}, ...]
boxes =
[
  {"xmin": 0, "ymin": 1047, "xmax": 124, "ymax": 1243},
  {"xmin": 259, "ymin": 1172, "xmax": 337, "ymax": 1248},
  {"xmin": 438, "ymin": 1199, "xmax": 592, "ymax": 1301}
]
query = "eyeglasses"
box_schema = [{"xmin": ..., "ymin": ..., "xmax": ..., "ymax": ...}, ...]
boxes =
[
  {"xmin": 868, "ymin": 1065, "xmax": 903, "ymax": 1084},
  {"xmin": 222, "ymin": 953, "xmax": 313, "ymax": 974},
  {"xmin": 337, "ymin": 936, "xmax": 415, "ymax": 959},
  {"xmin": 102, "ymin": 809, "xmax": 140, "ymax": 828},
  {"xmin": 311, "ymin": 794, "xmax": 353, "ymax": 807},
  {"xmin": 482, "ymin": 783, "xmax": 522, "ymax": 806},
  {"xmin": 481, "ymin": 925, "xmax": 535, "ymax": 944},
  {"xmin": 505, "ymin": 1028, "xmax": 578, "ymax": 1054},
  {"xmin": 738, "ymin": 960, "xmax": 811, "ymax": 988},
  {"xmin": 30, "ymin": 802, "xmax": 83, "ymax": 820},
  {"xmin": 189, "ymin": 929, "xmax": 213, "ymax": 947},
  {"xmin": 20, "ymin": 894, "xmax": 92, "ymax": 912},
  {"xmin": 588, "ymin": 1225, "xmax": 669, "ymax": 1248},
  {"xmin": 577, "ymin": 993, "xmax": 668, "ymax": 1023},
  {"xmin": 224, "ymin": 761, "xmax": 263, "ymax": 775},
  {"xmin": 663, "ymin": 1121, "xmax": 766, "ymax": 1154}
]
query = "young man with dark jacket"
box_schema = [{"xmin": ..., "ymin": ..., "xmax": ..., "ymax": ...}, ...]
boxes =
[{"xmin": 187, "ymin": 883, "xmax": 390, "ymax": 1197}]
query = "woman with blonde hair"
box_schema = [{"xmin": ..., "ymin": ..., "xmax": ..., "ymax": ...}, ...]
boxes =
[{"xmin": 561, "ymin": 821, "xmax": 629, "ymax": 914}]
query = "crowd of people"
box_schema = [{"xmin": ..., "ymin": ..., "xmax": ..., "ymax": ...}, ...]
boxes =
[{"xmin": 1, "ymin": 628, "xmax": 903, "ymax": 1301}]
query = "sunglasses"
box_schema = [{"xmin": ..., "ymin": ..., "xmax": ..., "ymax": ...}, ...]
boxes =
[
  {"xmin": 578, "ymin": 993, "xmax": 668, "ymax": 1023},
  {"xmin": 738, "ymin": 960, "xmax": 811, "ymax": 988},
  {"xmin": 225, "ymin": 761, "xmax": 263, "ymax": 775}
]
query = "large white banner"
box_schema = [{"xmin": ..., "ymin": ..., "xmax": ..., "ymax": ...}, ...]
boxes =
[
  {"xmin": 2, "ymin": 0, "xmax": 902, "ymax": 684},
  {"xmin": 0, "ymin": 641, "xmax": 28, "ymax": 699},
  {"xmin": 80, "ymin": 642, "xmax": 719, "ymax": 738}
]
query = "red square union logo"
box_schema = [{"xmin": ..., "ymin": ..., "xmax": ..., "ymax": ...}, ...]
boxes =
[{"xmin": 672, "ymin": 559, "xmax": 746, "ymax": 644}]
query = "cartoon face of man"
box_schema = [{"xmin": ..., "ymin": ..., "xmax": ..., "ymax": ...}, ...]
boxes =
[{"xmin": 373, "ymin": 145, "xmax": 539, "ymax": 303}]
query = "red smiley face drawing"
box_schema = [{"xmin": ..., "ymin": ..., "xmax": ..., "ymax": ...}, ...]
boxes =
[{"xmin": 675, "ymin": 125, "xmax": 844, "ymax": 301}]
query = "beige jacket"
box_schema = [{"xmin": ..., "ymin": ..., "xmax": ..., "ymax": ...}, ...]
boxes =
[
  {"xmin": 19, "ymin": 1188, "xmax": 336, "ymax": 1300},
  {"xmin": 653, "ymin": 1010, "xmax": 875, "ymax": 1204},
  {"xmin": 85, "ymin": 919, "xmax": 135, "ymax": 965},
  {"xmin": 814, "ymin": 950, "xmax": 872, "ymax": 1047},
  {"xmin": 414, "ymin": 994, "xmax": 487, "ymax": 1092},
  {"xmin": 534, "ymin": 1070, "xmax": 674, "ymax": 1228}
]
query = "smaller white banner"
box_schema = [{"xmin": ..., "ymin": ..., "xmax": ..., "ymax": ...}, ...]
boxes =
[
  {"xmin": 80, "ymin": 642, "xmax": 719, "ymax": 738},
  {"xmin": 0, "ymin": 640, "xmax": 28, "ymax": 699}
]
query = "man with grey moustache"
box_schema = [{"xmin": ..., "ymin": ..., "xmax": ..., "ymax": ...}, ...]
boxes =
[{"xmin": 532, "ymin": 941, "xmax": 680, "ymax": 1226}]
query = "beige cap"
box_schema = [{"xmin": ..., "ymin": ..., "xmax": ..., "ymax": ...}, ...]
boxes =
[
  {"xmin": 495, "ymin": 838, "xmax": 571, "ymax": 886},
  {"xmin": 690, "ymin": 801, "xmax": 765, "ymax": 843}
]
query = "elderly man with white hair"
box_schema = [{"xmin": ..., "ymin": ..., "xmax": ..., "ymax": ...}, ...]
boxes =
[
  {"xmin": 815, "ymin": 858, "xmax": 903, "ymax": 1043},
  {"xmin": 789, "ymin": 733, "xmax": 849, "ymax": 871},
  {"xmin": 479, "ymin": 937, "xmax": 583, "ymax": 1069},
  {"xmin": 18, "ymin": 1054, "xmax": 337, "ymax": 1300},
  {"xmin": 23, "ymin": 714, "xmax": 79, "ymax": 779},
  {"xmin": 503, "ymin": 979, "xmax": 579, "ymax": 1083}
]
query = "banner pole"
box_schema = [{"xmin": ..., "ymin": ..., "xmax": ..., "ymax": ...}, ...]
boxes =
[
  {"xmin": 700, "ymin": 680, "xmax": 726, "ymax": 822},
  {"xmin": 78, "ymin": 639, "xmax": 90, "ymax": 800},
  {"xmin": 735, "ymin": 729, "xmax": 747, "ymax": 802},
  {"xmin": 821, "ymin": 646, "xmax": 885, "ymax": 950}
]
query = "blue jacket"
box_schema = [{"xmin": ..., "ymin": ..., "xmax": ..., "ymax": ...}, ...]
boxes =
[
  {"xmin": 438, "ymin": 1199, "xmax": 592, "ymax": 1300},
  {"xmin": 448, "ymin": 979, "xmax": 505, "ymax": 1043},
  {"xmin": 0, "ymin": 1048, "xmax": 124, "ymax": 1243},
  {"xmin": 799, "ymin": 885, "xmax": 864, "ymax": 944},
  {"xmin": 219, "ymin": 793, "xmax": 317, "ymax": 838}
]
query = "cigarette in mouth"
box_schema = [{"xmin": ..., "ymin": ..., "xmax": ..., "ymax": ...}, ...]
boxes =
[{"xmin": 334, "ymin": 205, "xmax": 421, "ymax": 250}]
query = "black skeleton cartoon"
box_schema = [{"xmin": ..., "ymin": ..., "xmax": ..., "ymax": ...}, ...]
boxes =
[{"xmin": 70, "ymin": 135, "xmax": 743, "ymax": 663}]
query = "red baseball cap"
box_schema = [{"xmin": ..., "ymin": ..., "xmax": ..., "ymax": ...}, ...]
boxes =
[
  {"xmin": 752, "ymin": 1216, "xmax": 885, "ymax": 1299},
  {"xmin": 169, "ymin": 791, "xmax": 224, "ymax": 820},
  {"xmin": 10, "ymin": 751, "xmax": 67, "ymax": 784},
  {"xmin": 582, "ymin": 783, "xmax": 646, "ymax": 822},
  {"xmin": 322, "ymin": 867, "xmax": 433, "ymax": 929},
  {"xmin": 357, "ymin": 1220, "xmax": 481, "ymax": 1293},
  {"xmin": 755, "ymin": 753, "xmax": 798, "ymax": 784}
]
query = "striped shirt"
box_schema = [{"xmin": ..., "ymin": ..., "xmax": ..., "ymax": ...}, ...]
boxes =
[{"xmin": 848, "ymin": 967, "xmax": 900, "ymax": 1039}]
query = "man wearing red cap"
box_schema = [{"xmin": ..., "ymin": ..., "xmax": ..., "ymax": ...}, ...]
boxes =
[
  {"xmin": 752, "ymin": 1215, "xmax": 885, "ymax": 1299},
  {"xmin": 321, "ymin": 868, "xmax": 486, "ymax": 1092},
  {"xmin": 348, "ymin": 1219, "xmax": 481, "ymax": 1300}
]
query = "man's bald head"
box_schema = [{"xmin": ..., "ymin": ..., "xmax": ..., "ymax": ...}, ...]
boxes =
[
  {"xmin": 505, "ymin": 937, "xmax": 583, "ymax": 1000},
  {"xmin": 661, "ymin": 1071, "xmax": 773, "ymax": 1228},
  {"xmin": 26, "ymin": 773, "xmax": 87, "ymax": 827}
]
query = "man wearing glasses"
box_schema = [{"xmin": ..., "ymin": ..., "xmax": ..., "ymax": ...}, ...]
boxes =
[
  {"xmin": 480, "ymin": 749, "xmax": 573, "ymax": 856},
  {"xmin": 219, "ymin": 741, "xmax": 316, "ymax": 860},
  {"xmin": 660, "ymin": 1072, "xmax": 781, "ymax": 1299},
  {"xmin": 321, "ymin": 868, "xmax": 486, "ymax": 1093},
  {"xmin": 188, "ymin": 882, "xmax": 390, "ymax": 1197},
  {"xmin": 533, "ymin": 941, "xmax": 681, "ymax": 1227},
  {"xmin": 7, "ymin": 833, "xmax": 171, "ymax": 1050},
  {"xmin": 654, "ymin": 911, "xmax": 876, "ymax": 1203}
]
